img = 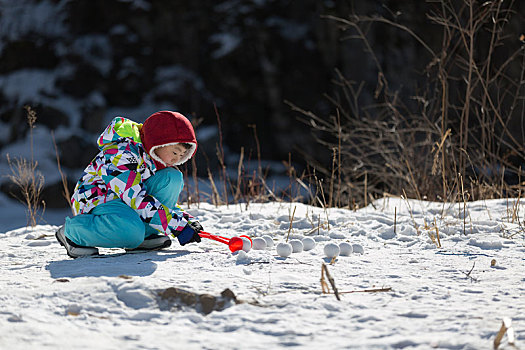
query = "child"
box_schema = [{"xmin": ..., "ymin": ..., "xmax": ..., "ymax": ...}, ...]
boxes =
[{"xmin": 55, "ymin": 111, "xmax": 203, "ymax": 258}]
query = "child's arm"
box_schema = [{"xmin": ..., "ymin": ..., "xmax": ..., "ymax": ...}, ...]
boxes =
[
  {"xmin": 173, "ymin": 205, "xmax": 204, "ymax": 230},
  {"xmin": 175, "ymin": 205, "xmax": 204, "ymax": 234}
]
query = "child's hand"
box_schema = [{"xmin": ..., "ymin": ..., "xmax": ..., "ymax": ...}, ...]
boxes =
[
  {"xmin": 175, "ymin": 224, "xmax": 202, "ymax": 246},
  {"xmin": 187, "ymin": 220, "xmax": 203, "ymax": 233},
  {"xmin": 182, "ymin": 212, "xmax": 204, "ymax": 233}
]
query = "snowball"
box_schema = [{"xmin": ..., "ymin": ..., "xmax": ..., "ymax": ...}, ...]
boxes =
[
  {"xmin": 241, "ymin": 237, "xmax": 252, "ymax": 252},
  {"xmin": 289, "ymin": 239, "xmax": 303, "ymax": 253},
  {"xmin": 324, "ymin": 243, "xmax": 340, "ymax": 258},
  {"xmin": 236, "ymin": 250, "xmax": 249, "ymax": 262},
  {"xmin": 352, "ymin": 244, "xmax": 364, "ymax": 254},
  {"xmin": 252, "ymin": 237, "xmax": 267, "ymax": 250},
  {"xmin": 339, "ymin": 242, "xmax": 353, "ymax": 256},
  {"xmin": 276, "ymin": 242, "xmax": 293, "ymax": 258},
  {"xmin": 262, "ymin": 235, "xmax": 274, "ymax": 248},
  {"xmin": 302, "ymin": 237, "xmax": 316, "ymax": 251}
]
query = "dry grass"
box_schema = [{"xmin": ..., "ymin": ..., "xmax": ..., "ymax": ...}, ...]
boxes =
[
  {"xmin": 287, "ymin": 0, "xmax": 525, "ymax": 209},
  {"xmin": 180, "ymin": 107, "xmax": 311, "ymax": 209},
  {"xmin": 13, "ymin": 2, "xmax": 523, "ymax": 221},
  {"xmin": 5, "ymin": 106, "xmax": 45, "ymax": 227},
  {"xmin": 6, "ymin": 155, "xmax": 45, "ymax": 227},
  {"xmin": 52, "ymin": 131, "xmax": 73, "ymax": 213}
]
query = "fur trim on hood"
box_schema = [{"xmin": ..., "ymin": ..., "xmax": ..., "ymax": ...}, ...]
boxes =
[{"xmin": 140, "ymin": 111, "xmax": 197, "ymax": 169}]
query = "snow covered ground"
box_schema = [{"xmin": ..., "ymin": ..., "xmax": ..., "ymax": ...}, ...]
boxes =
[{"xmin": 1, "ymin": 197, "xmax": 524, "ymax": 349}]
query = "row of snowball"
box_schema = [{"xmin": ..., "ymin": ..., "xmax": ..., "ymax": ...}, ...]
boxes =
[
  {"xmin": 322, "ymin": 242, "xmax": 364, "ymax": 258},
  {"xmin": 274, "ymin": 238, "xmax": 316, "ymax": 257},
  {"xmin": 249, "ymin": 235, "xmax": 364, "ymax": 258},
  {"xmin": 251, "ymin": 236, "xmax": 316, "ymax": 255}
]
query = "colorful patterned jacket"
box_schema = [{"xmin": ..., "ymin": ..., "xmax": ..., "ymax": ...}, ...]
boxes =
[{"xmin": 71, "ymin": 117, "xmax": 188, "ymax": 235}]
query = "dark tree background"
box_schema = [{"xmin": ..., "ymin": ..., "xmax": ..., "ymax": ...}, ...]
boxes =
[{"xmin": 0, "ymin": 0, "xmax": 522, "ymax": 206}]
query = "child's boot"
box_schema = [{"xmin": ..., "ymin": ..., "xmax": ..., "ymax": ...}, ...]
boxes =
[
  {"xmin": 126, "ymin": 234, "xmax": 171, "ymax": 251},
  {"xmin": 55, "ymin": 226, "xmax": 99, "ymax": 258}
]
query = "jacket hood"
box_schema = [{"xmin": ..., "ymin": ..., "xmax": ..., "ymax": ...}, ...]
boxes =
[
  {"xmin": 97, "ymin": 117, "xmax": 142, "ymax": 148},
  {"xmin": 139, "ymin": 111, "xmax": 197, "ymax": 170}
]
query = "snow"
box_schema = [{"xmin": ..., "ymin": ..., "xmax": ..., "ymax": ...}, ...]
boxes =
[
  {"xmin": 0, "ymin": 69, "xmax": 58, "ymax": 103},
  {"xmin": 323, "ymin": 242, "xmax": 340, "ymax": 258},
  {"xmin": 339, "ymin": 241, "xmax": 353, "ymax": 256},
  {"xmin": 0, "ymin": 125, "xmax": 66, "ymax": 187},
  {"xmin": 1, "ymin": 198, "xmax": 524, "ymax": 349},
  {"xmin": 117, "ymin": 0, "xmax": 152, "ymax": 11},
  {"xmin": 289, "ymin": 239, "xmax": 303, "ymax": 253},
  {"xmin": 275, "ymin": 241, "xmax": 293, "ymax": 257},
  {"xmin": 103, "ymin": 102, "xmax": 177, "ymax": 125},
  {"xmin": 0, "ymin": 0, "xmax": 67, "ymax": 41},
  {"xmin": 262, "ymin": 234, "xmax": 274, "ymax": 248},
  {"xmin": 251, "ymin": 236, "xmax": 267, "ymax": 250},
  {"xmin": 210, "ymin": 32, "xmax": 242, "ymax": 59},
  {"xmin": 154, "ymin": 65, "xmax": 212, "ymax": 100},
  {"xmin": 70, "ymin": 35, "xmax": 113, "ymax": 76},
  {"xmin": 302, "ymin": 236, "xmax": 315, "ymax": 251},
  {"xmin": 265, "ymin": 17, "xmax": 309, "ymax": 41}
]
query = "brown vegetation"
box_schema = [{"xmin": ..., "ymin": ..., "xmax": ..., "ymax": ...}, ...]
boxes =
[{"xmin": 289, "ymin": 0, "xmax": 525, "ymax": 208}]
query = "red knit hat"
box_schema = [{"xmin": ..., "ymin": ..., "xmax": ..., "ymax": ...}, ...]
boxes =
[{"xmin": 140, "ymin": 111, "xmax": 197, "ymax": 169}]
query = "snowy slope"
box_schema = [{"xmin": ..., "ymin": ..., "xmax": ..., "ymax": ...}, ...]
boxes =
[{"xmin": 0, "ymin": 199, "xmax": 524, "ymax": 349}]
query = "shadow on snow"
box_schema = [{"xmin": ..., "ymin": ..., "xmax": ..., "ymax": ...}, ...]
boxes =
[{"xmin": 46, "ymin": 249, "xmax": 192, "ymax": 279}]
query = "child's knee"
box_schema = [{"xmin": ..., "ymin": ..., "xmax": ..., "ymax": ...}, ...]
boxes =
[
  {"xmin": 146, "ymin": 168, "xmax": 182, "ymax": 190},
  {"xmin": 162, "ymin": 168, "xmax": 183, "ymax": 186},
  {"xmin": 146, "ymin": 168, "xmax": 183, "ymax": 206},
  {"xmin": 168, "ymin": 168, "xmax": 183, "ymax": 189}
]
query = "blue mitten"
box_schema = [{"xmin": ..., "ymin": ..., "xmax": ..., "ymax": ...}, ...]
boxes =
[
  {"xmin": 183, "ymin": 213, "xmax": 204, "ymax": 233},
  {"xmin": 175, "ymin": 225, "xmax": 202, "ymax": 246}
]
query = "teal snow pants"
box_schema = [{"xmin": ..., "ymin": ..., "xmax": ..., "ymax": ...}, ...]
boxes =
[{"xmin": 64, "ymin": 168, "xmax": 184, "ymax": 248}]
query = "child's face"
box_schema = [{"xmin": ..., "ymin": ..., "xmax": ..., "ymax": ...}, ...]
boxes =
[{"xmin": 155, "ymin": 144, "xmax": 188, "ymax": 166}]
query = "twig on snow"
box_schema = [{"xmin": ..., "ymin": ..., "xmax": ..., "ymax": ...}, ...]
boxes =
[
  {"xmin": 338, "ymin": 287, "xmax": 392, "ymax": 294},
  {"xmin": 494, "ymin": 318, "xmax": 515, "ymax": 349},
  {"xmin": 462, "ymin": 262, "xmax": 479, "ymax": 282},
  {"xmin": 321, "ymin": 263, "xmax": 340, "ymax": 300},
  {"xmin": 286, "ymin": 206, "xmax": 297, "ymax": 242}
]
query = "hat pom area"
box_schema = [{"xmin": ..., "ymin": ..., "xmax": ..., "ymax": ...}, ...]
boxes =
[{"xmin": 141, "ymin": 111, "xmax": 198, "ymax": 167}]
